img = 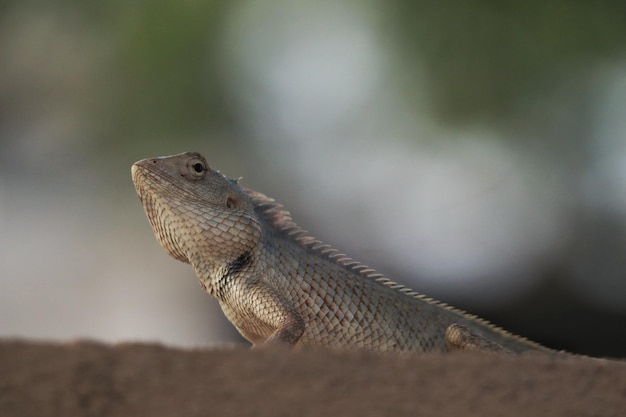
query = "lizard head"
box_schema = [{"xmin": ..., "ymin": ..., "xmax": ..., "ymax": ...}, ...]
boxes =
[{"xmin": 131, "ymin": 152, "xmax": 261, "ymax": 280}]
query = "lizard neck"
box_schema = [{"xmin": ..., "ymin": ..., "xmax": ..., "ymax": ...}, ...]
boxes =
[
  {"xmin": 191, "ymin": 248, "xmax": 259, "ymax": 298},
  {"xmin": 191, "ymin": 259, "xmax": 221, "ymax": 296}
]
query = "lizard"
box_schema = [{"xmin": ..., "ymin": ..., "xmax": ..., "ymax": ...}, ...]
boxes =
[{"xmin": 131, "ymin": 151, "xmax": 552, "ymax": 354}]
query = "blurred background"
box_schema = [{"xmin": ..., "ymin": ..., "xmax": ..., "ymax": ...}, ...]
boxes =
[{"xmin": 1, "ymin": 0, "xmax": 625, "ymax": 357}]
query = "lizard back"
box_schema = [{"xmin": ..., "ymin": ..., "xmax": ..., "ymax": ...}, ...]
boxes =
[{"xmin": 245, "ymin": 188, "xmax": 547, "ymax": 353}]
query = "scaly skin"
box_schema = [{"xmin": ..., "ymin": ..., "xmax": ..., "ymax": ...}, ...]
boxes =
[{"xmin": 132, "ymin": 152, "xmax": 551, "ymax": 353}]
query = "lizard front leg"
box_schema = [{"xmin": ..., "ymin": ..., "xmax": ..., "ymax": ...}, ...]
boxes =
[
  {"xmin": 263, "ymin": 312, "xmax": 305, "ymax": 346},
  {"xmin": 445, "ymin": 324, "xmax": 512, "ymax": 353},
  {"xmin": 221, "ymin": 280, "xmax": 305, "ymax": 348}
]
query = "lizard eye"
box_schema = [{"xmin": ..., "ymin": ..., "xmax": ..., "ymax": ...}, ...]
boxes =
[{"xmin": 185, "ymin": 157, "xmax": 207, "ymax": 180}]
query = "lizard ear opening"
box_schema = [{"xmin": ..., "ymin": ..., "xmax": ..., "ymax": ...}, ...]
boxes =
[{"xmin": 226, "ymin": 196, "xmax": 239, "ymax": 209}]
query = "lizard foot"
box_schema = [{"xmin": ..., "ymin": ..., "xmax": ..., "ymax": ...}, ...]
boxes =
[{"xmin": 445, "ymin": 324, "xmax": 512, "ymax": 353}]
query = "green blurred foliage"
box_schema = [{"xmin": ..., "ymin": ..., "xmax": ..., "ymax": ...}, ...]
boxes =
[
  {"xmin": 104, "ymin": 0, "xmax": 232, "ymax": 145},
  {"xmin": 0, "ymin": 0, "xmax": 236, "ymax": 152},
  {"xmin": 390, "ymin": 0, "xmax": 626, "ymax": 125},
  {"xmin": 2, "ymin": 0, "xmax": 625, "ymax": 149}
]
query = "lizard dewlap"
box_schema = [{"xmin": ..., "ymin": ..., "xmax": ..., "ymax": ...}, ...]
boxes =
[{"xmin": 132, "ymin": 152, "xmax": 550, "ymax": 354}]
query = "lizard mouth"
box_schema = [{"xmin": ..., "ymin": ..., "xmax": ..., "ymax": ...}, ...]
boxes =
[
  {"xmin": 131, "ymin": 160, "xmax": 160, "ymax": 199},
  {"xmin": 131, "ymin": 164, "xmax": 144, "ymax": 199},
  {"xmin": 131, "ymin": 160, "xmax": 183, "ymax": 203},
  {"xmin": 131, "ymin": 161, "xmax": 190, "ymax": 263},
  {"xmin": 131, "ymin": 161, "xmax": 153, "ymax": 200}
]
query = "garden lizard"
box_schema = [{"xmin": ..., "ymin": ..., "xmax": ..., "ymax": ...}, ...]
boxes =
[{"xmin": 132, "ymin": 152, "xmax": 551, "ymax": 354}]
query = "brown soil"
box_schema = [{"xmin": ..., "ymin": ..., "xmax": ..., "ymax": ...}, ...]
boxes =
[{"xmin": 1, "ymin": 340, "xmax": 624, "ymax": 417}]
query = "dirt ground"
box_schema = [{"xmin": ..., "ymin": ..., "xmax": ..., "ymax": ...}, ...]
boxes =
[{"xmin": 0, "ymin": 340, "xmax": 624, "ymax": 417}]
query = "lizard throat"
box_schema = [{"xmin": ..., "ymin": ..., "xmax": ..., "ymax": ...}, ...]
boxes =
[{"xmin": 142, "ymin": 191, "xmax": 189, "ymax": 263}]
